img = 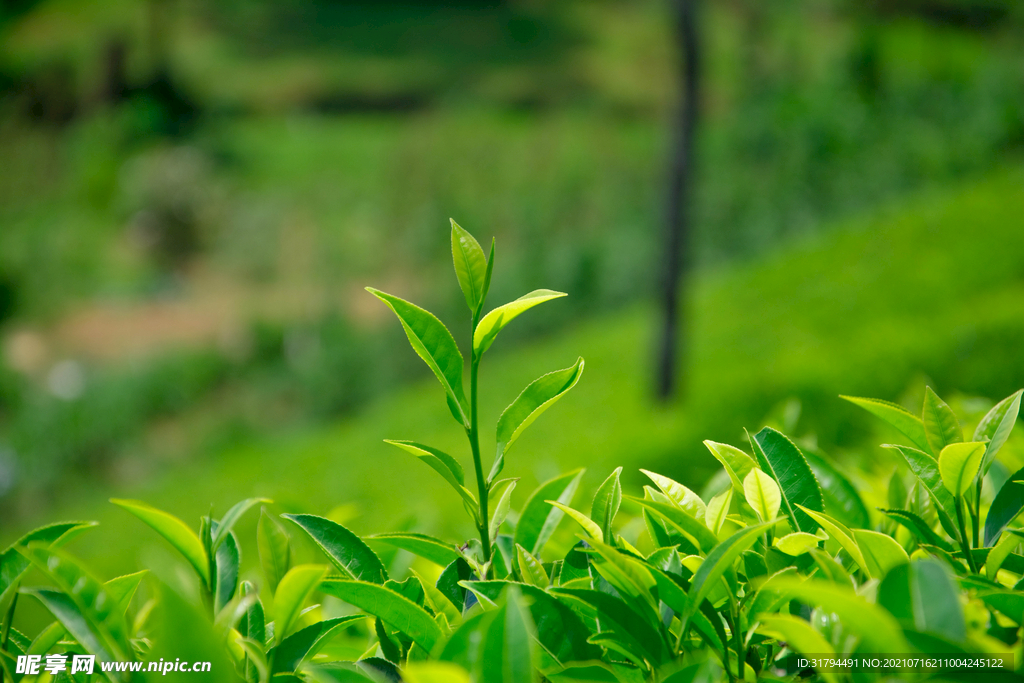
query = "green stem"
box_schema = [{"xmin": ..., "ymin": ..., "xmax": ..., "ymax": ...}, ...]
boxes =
[
  {"xmin": 467, "ymin": 311, "xmax": 490, "ymax": 570},
  {"xmin": 972, "ymin": 477, "xmax": 982, "ymax": 549},
  {"xmin": 954, "ymin": 495, "xmax": 978, "ymax": 573},
  {"xmin": 730, "ymin": 596, "xmax": 745, "ymax": 682},
  {"xmin": 2, "ymin": 588, "xmax": 18, "ymax": 656}
]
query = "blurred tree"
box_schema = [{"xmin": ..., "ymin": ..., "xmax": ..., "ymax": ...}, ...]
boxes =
[{"xmin": 656, "ymin": 0, "xmax": 700, "ymax": 401}]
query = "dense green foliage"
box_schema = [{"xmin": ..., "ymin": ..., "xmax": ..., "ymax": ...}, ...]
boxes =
[{"xmin": 3, "ymin": 223, "xmax": 1024, "ymax": 682}]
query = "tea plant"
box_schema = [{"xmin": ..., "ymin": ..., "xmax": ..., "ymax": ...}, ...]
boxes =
[{"xmin": 2, "ymin": 221, "xmax": 1024, "ymax": 683}]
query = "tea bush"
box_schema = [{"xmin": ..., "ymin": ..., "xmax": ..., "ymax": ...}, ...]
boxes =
[{"xmin": 3, "ymin": 222, "xmax": 1024, "ymax": 682}]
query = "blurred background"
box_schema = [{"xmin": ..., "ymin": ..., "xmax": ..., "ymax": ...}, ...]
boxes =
[{"xmin": 2, "ymin": 0, "xmax": 1024, "ymax": 575}]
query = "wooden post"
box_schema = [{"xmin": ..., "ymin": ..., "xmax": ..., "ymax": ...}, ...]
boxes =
[{"xmin": 656, "ymin": 0, "xmax": 700, "ymax": 400}]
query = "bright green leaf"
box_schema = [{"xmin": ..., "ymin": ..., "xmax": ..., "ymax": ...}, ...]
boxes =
[
  {"xmin": 984, "ymin": 465, "xmax": 1024, "ymax": 546},
  {"xmin": 365, "ymin": 532, "xmax": 461, "ymax": 567},
  {"xmin": 274, "ymin": 565, "xmax": 328, "ymax": 644},
  {"xmin": 319, "ymin": 579, "xmax": 443, "ymax": 652},
  {"xmin": 547, "ymin": 502, "xmax": 602, "ymax": 543},
  {"xmin": 641, "ymin": 469, "xmax": 705, "ymax": 519},
  {"xmin": 774, "ymin": 532, "xmax": 824, "ymax": 556},
  {"xmin": 259, "ymin": 508, "xmax": 291, "ymax": 593},
  {"xmin": 479, "ymin": 586, "xmax": 537, "ymax": 683},
  {"xmin": 841, "ymin": 395, "xmax": 932, "ymax": 454},
  {"xmin": 269, "ymin": 615, "xmax": 364, "ymax": 674},
  {"xmin": 744, "ymin": 468, "xmax": 781, "ymax": 523},
  {"xmin": 451, "ymin": 219, "xmax": 488, "ymax": 314},
  {"xmin": 703, "ymin": 440, "xmax": 757, "ymax": 492},
  {"xmin": 212, "ymin": 498, "xmax": 270, "ymax": 552},
  {"xmin": 705, "ymin": 488, "xmax": 732, "ymax": 535},
  {"xmin": 492, "ymin": 358, "xmax": 583, "ymax": 481},
  {"xmin": 877, "ymin": 559, "xmax": 965, "ymax": 642},
  {"xmin": 938, "ymin": 442, "xmax": 986, "ymax": 496},
  {"xmin": 474, "ymin": 290, "xmax": 567, "ymax": 354},
  {"xmin": 975, "ymin": 390, "xmax": 1022, "ymax": 475},
  {"xmin": 490, "ymin": 481, "xmax": 517, "ymax": 541},
  {"xmin": 795, "ymin": 506, "xmax": 869, "ymax": 576},
  {"xmin": 384, "ymin": 440, "xmax": 476, "ymax": 508},
  {"xmin": 591, "ymin": 467, "xmax": 622, "ymax": 542},
  {"xmin": 515, "ymin": 545, "xmax": 548, "ymax": 587},
  {"xmin": 757, "ymin": 615, "xmax": 839, "ymax": 683},
  {"xmin": 111, "ymin": 499, "xmax": 209, "ymax": 585},
  {"xmin": 852, "ymin": 529, "xmax": 910, "ymax": 578}
]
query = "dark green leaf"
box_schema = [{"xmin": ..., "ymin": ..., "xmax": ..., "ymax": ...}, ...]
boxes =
[
  {"xmin": 923, "ymin": 387, "xmax": 963, "ymax": 455},
  {"xmin": 214, "ymin": 529, "xmax": 240, "ymax": 613},
  {"xmin": 877, "ymin": 559, "xmax": 965, "ymax": 642},
  {"xmin": 840, "ymin": 395, "xmax": 931, "ymax": 453},
  {"xmin": 319, "ymin": 579, "xmax": 443, "ymax": 652},
  {"xmin": 366, "ymin": 288, "xmax": 468, "ymax": 426},
  {"xmin": 466, "ymin": 581, "xmax": 600, "ymax": 667},
  {"xmin": 365, "ymin": 533, "xmax": 461, "ymax": 567},
  {"xmin": 879, "ymin": 508, "xmax": 952, "ymax": 551},
  {"xmin": 558, "ymin": 542, "xmax": 592, "ymax": 587},
  {"xmin": 492, "ymin": 359, "xmax": 584, "ymax": 481},
  {"xmin": 985, "ymin": 466, "xmax": 1024, "ymax": 547},
  {"xmin": 884, "ymin": 444, "xmax": 959, "ymax": 537},
  {"xmin": 750, "ymin": 427, "xmax": 824, "ymax": 532},
  {"xmin": 549, "ymin": 587, "xmax": 670, "ymax": 666},
  {"xmin": 1, "ymin": 521, "xmax": 97, "ymax": 607},
  {"xmin": 591, "ymin": 467, "xmax": 622, "ymax": 542},
  {"xmin": 804, "ymin": 450, "xmax": 869, "ymax": 528},
  {"xmin": 283, "ymin": 514, "xmax": 387, "ymax": 583},
  {"xmin": 514, "ymin": 469, "xmax": 584, "ymax": 557},
  {"xmin": 437, "ymin": 558, "xmax": 473, "ymax": 612},
  {"xmin": 451, "ymin": 219, "xmax": 488, "ymax": 313},
  {"xmin": 23, "ymin": 588, "xmax": 117, "ymax": 667},
  {"xmin": 270, "ymin": 615, "xmax": 364, "ymax": 674}
]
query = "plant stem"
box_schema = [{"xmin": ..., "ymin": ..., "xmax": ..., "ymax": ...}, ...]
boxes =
[
  {"xmin": 972, "ymin": 477, "xmax": 982, "ymax": 548},
  {"xmin": 1, "ymin": 588, "xmax": 18, "ymax": 657},
  {"xmin": 954, "ymin": 495, "xmax": 978, "ymax": 573},
  {"xmin": 467, "ymin": 312, "xmax": 490, "ymax": 569},
  {"xmin": 730, "ymin": 596, "xmax": 745, "ymax": 682}
]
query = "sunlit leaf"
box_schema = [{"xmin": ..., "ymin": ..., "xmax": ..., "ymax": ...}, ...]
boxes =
[
  {"xmin": 319, "ymin": 579, "xmax": 443, "ymax": 652},
  {"xmin": 757, "ymin": 615, "xmax": 839, "ymax": 683},
  {"xmin": 591, "ymin": 467, "xmax": 622, "ymax": 542},
  {"xmin": 451, "ymin": 220, "xmax": 489, "ymax": 314},
  {"xmin": 750, "ymin": 427, "xmax": 824, "ymax": 532},
  {"xmin": 474, "ymin": 290, "xmax": 567, "ymax": 355},
  {"xmin": 975, "ymin": 390, "xmax": 1022, "ymax": 475},
  {"xmin": 384, "ymin": 440, "xmax": 476, "ymax": 508},
  {"xmin": 283, "ymin": 514, "xmax": 387, "ymax": 584},
  {"xmin": 274, "ymin": 565, "xmax": 328, "ymax": 644},
  {"xmin": 365, "ymin": 532, "xmax": 461, "ymax": 567},
  {"xmin": 923, "ymin": 387, "xmax": 963, "ymax": 455},
  {"xmin": 841, "ymin": 395, "xmax": 931, "ymax": 454},
  {"xmin": 704, "ymin": 488, "xmax": 732, "ymax": 536},
  {"xmin": 852, "ymin": 529, "xmax": 910, "ymax": 579},
  {"xmin": 111, "ymin": 499, "xmax": 209, "ymax": 585},
  {"xmin": 744, "ymin": 469, "xmax": 781, "ymax": 523},
  {"xmin": 703, "ymin": 440, "xmax": 757, "ymax": 492},
  {"xmin": 937, "ymin": 442, "xmax": 986, "ymax": 496}
]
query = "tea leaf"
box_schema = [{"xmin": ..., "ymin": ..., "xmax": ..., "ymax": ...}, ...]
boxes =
[
  {"xmin": 366, "ymin": 288, "xmax": 468, "ymax": 426},
  {"xmin": 23, "ymin": 588, "xmax": 119, "ymax": 671},
  {"xmin": 744, "ymin": 469, "xmax": 781, "ymax": 523},
  {"xmin": 884, "ymin": 444, "xmax": 959, "ymax": 538},
  {"xmin": 0, "ymin": 521, "xmax": 98, "ymax": 607},
  {"xmin": 384, "ymin": 440, "xmax": 476, "ymax": 508},
  {"xmin": 365, "ymin": 532, "xmax": 462, "ymax": 567},
  {"xmin": 274, "ymin": 565, "xmax": 328, "ymax": 644},
  {"xmin": 795, "ymin": 506, "xmax": 869, "ymax": 576},
  {"xmin": 641, "ymin": 470, "xmax": 705, "ymax": 519},
  {"xmin": 937, "ymin": 442, "xmax": 986, "ymax": 496},
  {"xmin": 437, "ymin": 558, "xmax": 473, "ymax": 612},
  {"xmin": 803, "ymin": 449, "xmax": 869, "ymax": 529},
  {"xmin": 212, "ymin": 497, "xmax": 270, "ymax": 552},
  {"xmin": 405, "ymin": 662, "xmax": 472, "ymax": 683},
  {"xmin": 877, "ymin": 559, "xmax": 965, "ymax": 642},
  {"xmin": 283, "ymin": 514, "xmax": 388, "ymax": 584},
  {"xmin": 474, "ymin": 290, "xmax": 567, "ymax": 355},
  {"xmin": 841, "ymin": 395, "xmax": 931, "ymax": 454},
  {"xmin": 492, "ymin": 358, "xmax": 584, "ymax": 481},
  {"xmin": 879, "ymin": 508, "xmax": 951, "ymax": 551},
  {"xmin": 269, "ymin": 615, "xmax": 365, "ymax": 674},
  {"xmin": 214, "ymin": 529, "xmax": 240, "ymax": 613},
  {"xmin": 773, "ymin": 532, "xmax": 824, "ymax": 556},
  {"xmin": 679, "ymin": 521, "xmax": 777, "ymax": 633},
  {"xmin": 703, "ymin": 440, "xmax": 757, "ymax": 492},
  {"xmin": 514, "ymin": 469, "xmax": 584, "ymax": 557},
  {"xmin": 451, "ymin": 219, "xmax": 488, "ymax": 314},
  {"xmin": 629, "ymin": 497, "xmax": 718, "ymax": 553},
  {"xmin": 104, "ymin": 571, "xmax": 147, "ymax": 615},
  {"xmin": 975, "ymin": 390, "xmax": 1022, "ymax": 475},
  {"xmin": 923, "ymin": 387, "xmax": 963, "ymax": 455},
  {"xmin": 984, "ymin": 466, "xmax": 1024, "ymax": 546},
  {"xmin": 591, "ymin": 467, "xmax": 623, "ymax": 542},
  {"xmin": 766, "ymin": 577, "xmax": 908, "ymax": 653},
  {"xmin": 479, "ymin": 586, "xmax": 538, "ymax": 683},
  {"xmin": 757, "ymin": 615, "xmax": 839, "ymax": 683},
  {"xmin": 547, "ymin": 503, "xmax": 603, "ymax": 544},
  {"xmin": 705, "ymin": 488, "xmax": 732, "ymax": 535},
  {"xmin": 750, "ymin": 427, "xmax": 824, "ymax": 532},
  {"xmin": 258, "ymin": 508, "xmax": 291, "ymax": 592},
  {"xmin": 320, "ymin": 579, "xmax": 443, "ymax": 652},
  {"xmin": 515, "ymin": 545, "xmax": 549, "ymax": 587},
  {"xmin": 111, "ymin": 499, "xmax": 209, "ymax": 585},
  {"xmin": 852, "ymin": 529, "xmax": 910, "ymax": 579},
  {"xmin": 490, "ymin": 480, "xmax": 518, "ymax": 542},
  {"xmin": 549, "ymin": 587, "xmax": 669, "ymax": 666}
]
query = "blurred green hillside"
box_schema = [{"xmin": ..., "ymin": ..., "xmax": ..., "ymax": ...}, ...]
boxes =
[
  {"xmin": 7, "ymin": 165, "xmax": 1024, "ymax": 581},
  {"xmin": 2, "ymin": 0, "xmax": 1024, "ymax": 568}
]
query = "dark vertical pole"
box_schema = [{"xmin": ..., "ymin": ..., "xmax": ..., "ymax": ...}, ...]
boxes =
[{"xmin": 656, "ymin": 0, "xmax": 700, "ymax": 401}]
